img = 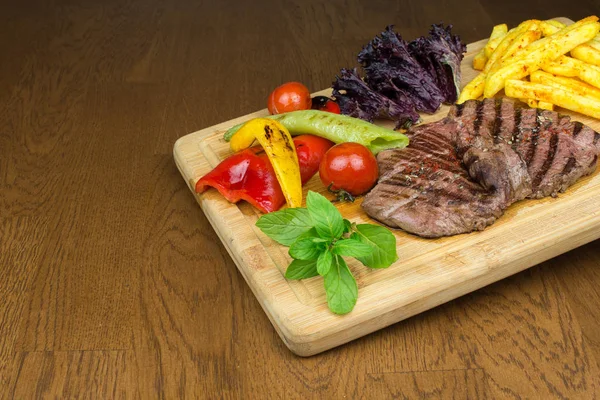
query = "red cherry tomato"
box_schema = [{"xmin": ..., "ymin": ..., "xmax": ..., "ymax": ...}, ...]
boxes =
[
  {"xmin": 268, "ymin": 82, "xmax": 312, "ymax": 114},
  {"xmin": 293, "ymin": 135, "xmax": 335, "ymax": 184},
  {"xmin": 311, "ymin": 96, "xmax": 341, "ymax": 114},
  {"xmin": 321, "ymin": 100, "xmax": 341, "ymax": 114},
  {"xmin": 319, "ymin": 143, "xmax": 379, "ymax": 196}
]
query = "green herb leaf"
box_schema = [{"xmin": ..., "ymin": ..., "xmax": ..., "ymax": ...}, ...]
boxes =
[
  {"xmin": 256, "ymin": 191, "xmax": 399, "ymax": 316},
  {"xmin": 285, "ymin": 259, "xmax": 318, "ymax": 280},
  {"xmin": 317, "ymin": 248, "xmax": 333, "ymax": 276},
  {"xmin": 351, "ymin": 224, "xmax": 398, "ymax": 268},
  {"xmin": 332, "ymin": 238, "xmax": 373, "ymax": 258},
  {"xmin": 256, "ymin": 208, "xmax": 314, "ymax": 246},
  {"xmin": 306, "ymin": 191, "xmax": 344, "ymax": 239},
  {"xmin": 324, "ymin": 255, "xmax": 358, "ymax": 314},
  {"xmin": 297, "ymin": 227, "xmax": 319, "ymax": 241},
  {"xmin": 343, "ymin": 219, "xmax": 353, "ymax": 234},
  {"xmin": 289, "ymin": 238, "xmax": 323, "ymax": 260}
]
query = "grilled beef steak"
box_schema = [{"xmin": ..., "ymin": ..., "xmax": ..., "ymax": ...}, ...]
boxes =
[
  {"xmin": 362, "ymin": 98, "xmax": 600, "ymax": 237},
  {"xmin": 452, "ymin": 98, "xmax": 600, "ymax": 199},
  {"xmin": 366, "ymin": 120, "xmax": 507, "ymax": 237}
]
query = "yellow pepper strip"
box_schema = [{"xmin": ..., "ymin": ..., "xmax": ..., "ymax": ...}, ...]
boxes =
[{"xmin": 230, "ymin": 118, "xmax": 302, "ymax": 209}]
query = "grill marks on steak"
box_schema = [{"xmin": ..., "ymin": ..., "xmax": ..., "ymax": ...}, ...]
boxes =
[
  {"xmin": 367, "ymin": 121, "xmax": 504, "ymax": 237},
  {"xmin": 453, "ymin": 99, "xmax": 532, "ymax": 204},
  {"xmin": 441, "ymin": 97, "xmax": 600, "ymax": 200},
  {"xmin": 512, "ymin": 109, "xmax": 599, "ymax": 198},
  {"xmin": 362, "ymin": 97, "xmax": 600, "ymax": 237}
]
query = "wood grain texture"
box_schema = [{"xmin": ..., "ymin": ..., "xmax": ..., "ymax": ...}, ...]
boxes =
[{"xmin": 1, "ymin": 0, "xmax": 600, "ymax": 397}]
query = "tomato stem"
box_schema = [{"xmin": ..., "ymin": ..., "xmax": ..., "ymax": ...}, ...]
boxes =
[{"xmin": 327, "ymin": 183, "xmax": 355, "ymax": 203}]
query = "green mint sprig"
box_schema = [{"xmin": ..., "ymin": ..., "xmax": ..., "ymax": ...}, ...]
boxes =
[{"xmin": 255, "ymin": 191, "xmax": 398, "ymax": 315}]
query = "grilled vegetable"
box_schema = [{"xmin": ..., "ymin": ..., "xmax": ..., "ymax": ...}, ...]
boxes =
[
  {"xmin": 224, "ymin": 110, "xmax": 409, "ymax": 155},
  {"xmin": 195, "ymin": 147, "xmax": 285, "ymax": 213},
  {"xmin": 196, "ymin": 135, "xmax": 333, "ymax": 213},
  {"xmin": 230, "ymin": 118, "xmax": 302, "ymax": 208}
]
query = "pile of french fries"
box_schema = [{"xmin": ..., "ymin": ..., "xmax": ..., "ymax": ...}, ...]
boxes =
[{"xmin": 459, "ymin": 16, "xmax": 600, "ymax": 119}]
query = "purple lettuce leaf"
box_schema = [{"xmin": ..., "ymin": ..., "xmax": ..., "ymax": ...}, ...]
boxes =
[
  {"xmin": 331, "ymin": 68, "xmax": 420, "ymax": 129},
  {"xmin": 408, "ymin": 24, "xmax": 467, "ymax": 103},
  {"xmin": 330, "ymin": 23, "xmax": 467, "ymax": 127},
  {"xmin": 358, "ymin": 25, "xmax": 445, "ymax": 114},
  {"xmin": 364, "ymin": 61, "xmax": 443, "ymax": 114}
]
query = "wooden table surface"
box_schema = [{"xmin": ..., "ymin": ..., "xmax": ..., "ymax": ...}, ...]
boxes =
[{"xmin": 2, "ymin": 0, "xmax": 600, "ymax": 398}]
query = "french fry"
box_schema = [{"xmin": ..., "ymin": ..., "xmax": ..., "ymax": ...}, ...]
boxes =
[
  {"xmin": 484, "ymin": 20, "xmax": 600, "ymax": 97},
  {"xmin": 491, "ymin": 24, "xmax": 509, "ymax": 38},
  {"xmin": 517, "ymin": 75, "xmax": 553, "ymax": 109},
  {"xmin": 460, "ymin": 15, "xmax": 600, "ymax": 119},
  {"xmin": 473, "ymin": 49, "xmax": 488, "ymax": 70},
  {"xmin": 571, "ymin": 44, "xmax": 600, "ymax": 66},
  {"xmin": 540, "ymin": 20, "xmax": 566, "ymax": 36},
  {"xmin": 522, "ymin": 98, "xmax": 539, "ymax": 108},
  {"xmin": 541, "ymin": 55, "xmax": 581, "ymax": 77},
  {"xmin": 484, "ymin": 36, "xmax": 506, "ymax": 58},
  {"xmin": 474, "ymin": 25, "xmax": 509, "ymax": 70},
  {"xmin": 579, "ymin": 62, "xmax": 600, "ymax": 88},
  {"xmin": 530, "ymin": 69, "xmax": 600, "ymax": 100},
  {"xmin": 547, "ymin": 55, "xmax": 600, "ymax": 88},
  {"xmin": 546, "ymin": 20, "xmax": 567, "ymax": 29},
  {"xmin": 485, "ymin": 20, "xmax": 539, "ymax": 72},
  {"xmin": 538, "ymin": 101, "xmax": 554, "ymax": 110},
  {"xmin": 459, "ymin": 21, "xmax": 540, "ymax": 102},
  {"xmin": 498, "ymin": 30, "xmax": 543, "ymax": 65},
  {"xmin": 571, "ymin": 16, "xmax": 599, "ymax": 25},
  {"xmin": 505, "ymin": 79, "xmax": 600, "ymax": 118},
  {"xmin": 484, "ymin": 24, "xmax": 509, "ymax": 58},
  {"xmin": 587, "ymin": 37, "xmax": 600, "ymax": 51},
  {"xmin": 540, "ymin": 21, "xmax": 559, "ymax": 36},
  {"xmin": 541, "ymin": 21, "xmax": 600, "ymax": 62},
  {"xmin": 491, "ymin": 19, "xmax": 595, "ymax": 76},
  {"xmin": 457, "ymin": 74, "xmax": 485, "ymax": 103},
  {"xmin": 515, "ymin": 20, "xmax": 598, "ymax": 61},
  {"xmin": 541, "ymin": 17, "xmax": 597, "ymax": 35}
]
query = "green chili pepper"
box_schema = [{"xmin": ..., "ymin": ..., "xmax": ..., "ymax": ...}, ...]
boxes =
[{"xmin": 223, "ymin": 110, "xmax": 409, "ymax": 154}]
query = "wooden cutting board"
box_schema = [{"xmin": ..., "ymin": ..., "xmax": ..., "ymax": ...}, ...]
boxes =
[{"xmin": 174, "ymin": 18, "xmax": 600, "ymax": 356}]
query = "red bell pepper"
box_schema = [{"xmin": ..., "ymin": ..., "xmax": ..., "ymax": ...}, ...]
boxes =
[{"xmin": 195, "ymin": 135, "xmax": 333, "ymax": 213}]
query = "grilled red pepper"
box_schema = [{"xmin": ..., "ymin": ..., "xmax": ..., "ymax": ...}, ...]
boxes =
[{"xmin": 195, "ymin": 135, "xmax": 333, "ymax": 213}]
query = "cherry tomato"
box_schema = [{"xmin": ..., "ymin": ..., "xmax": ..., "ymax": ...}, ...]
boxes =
[
  {"xmin": 321, "ymin": 100, "xmax": 340, "ymax": 114},
  {"xmin": 267, "ymin": 82, "xmax": 312, "ymax": 114},
  {"xmin": 319, "ymin": 143, "xmax": 379, "ymax": 196},
  {"xmin": 293, "ymin": 135, "xmax": 335, "ymax": 184},
  {"xmin": 311, "ymin": 96, "xmax": 341, "ymax": 114}
]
